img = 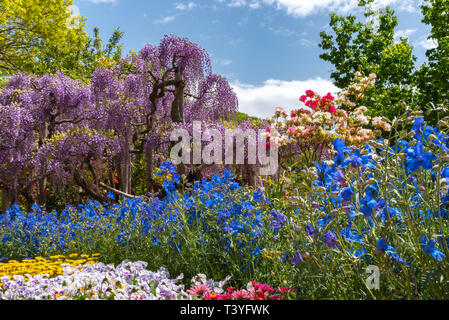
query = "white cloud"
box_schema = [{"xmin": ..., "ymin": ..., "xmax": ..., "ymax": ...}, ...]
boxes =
[
  {"xmin": 175, "ymin": 2, "xmax": 197, "ymax": 11},
  {"xmin": 217, "ymin": 0, "xmax": 417, "ymax": 17},
  {"xmin": 228, "ymin": 0, "xmax": 247, "ymax": 7},
  {"xmin": 394, "ymin": 28, "xmax": 417, "ymax": 41},
  {"xmin": 419, "ymin": 38, "xmax": 438, "ymax": 50},
  {"xmin": 231, "ymin": 78, "xmax": 339, "ymax": 118},
  {"xmin": 249, "ymin": 1, "xmax": 261, "ymax": 9},
  {"xmin": 153, "ymin": 15, "xmax": 178, "ymax": 24},
  {"xmin": 220, "ymin": 59, "xmax": 233, "ymax": 66}
]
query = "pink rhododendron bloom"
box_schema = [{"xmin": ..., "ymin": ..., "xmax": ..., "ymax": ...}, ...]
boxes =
[
  {"xmin": 305, "ymin": 90, "xmax": 315, "ymax": 97},
  {"xmin": 288, "ymin": 126, "xmax": 298, "ymax": 135}
]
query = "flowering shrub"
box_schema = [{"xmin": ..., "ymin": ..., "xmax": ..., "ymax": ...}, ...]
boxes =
[
  {"xmin": 264, "ymin": 111, "xmax": 449, "ymax": 299},
  {"xmin": 0, "ymin": 261, "xmax": 192, "ymax": 300},
  {"xmin": 264, "ymin": 73, "xmax": 390, "ymax": 173}
]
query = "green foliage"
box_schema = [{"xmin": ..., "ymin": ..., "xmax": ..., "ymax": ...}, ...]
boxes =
[
  {"xmin": 415, "ymin": 0, "xmax": 449, "ymax": 111},
  {"xmin": 235, "ymin": 112, "xmax": 259, "ymax": 123},
  {"xmin": 319, "ymin": 0, "xmax": 417, "ymax": 119},
  {"xmin": 32, "ymin": 27, "xmax": 125, "ymax": 80},
  {"xmin": 0, "ymin": 0, "xmax": 124, "ymax": 80},
  {"xmin": 319, "ymin": 0, "xmax": 449, "ymax": 123}
]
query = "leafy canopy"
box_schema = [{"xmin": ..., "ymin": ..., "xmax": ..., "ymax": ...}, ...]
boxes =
[
  {"xmin": 0, "ymin": 0, "xmax": 124, "ymax": 80},
  {"xmin": 319, "ymin": 0, "xmax": 416, "ymax": 119}
]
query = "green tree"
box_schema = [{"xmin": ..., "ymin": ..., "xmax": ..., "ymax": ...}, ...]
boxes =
[
  {"xmin": 34, "ymin": 26, "xmax": 125, "ymax": 80},
  {"xmin": 416, "ymin": 0, "xmax": 449, "ymax": 111},
  {"xmin": 319, "ymin": 0, "xmax": 417, "ymax": 118},
  {"xmin": 0, "ymin": 0, "xmax": 124, "ymax": 80}
]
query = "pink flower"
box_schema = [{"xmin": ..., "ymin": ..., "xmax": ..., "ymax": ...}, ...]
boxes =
[
  {"xmin": 231, "ymin": 290, "xmax": 252, "ymax": 300},
  {"xmin": 277, "ymin": 286, "xmax": 295, "ymax": 293},
  {"xmin": 187, "ymin": 284, "xmax": 210, "ymax": 297},
  {"xmin": 220, "ymin": 293, "xmax": 232, "ymax": 300},
  {"xmin": 324, "ymin": 92, "xmax": 334, "ymax": 100},
  {"xmin": 305, "ymin": 90, "xmax": 315, "ymax": 97},
  {"xmin": 258, "ymin": 284, "xmax": 275, "ymax": 292},
  {"xmin": 287, "ymin": 126, "xmax": 298, "ymax": 135},
  {"xmin": 299, "ymin": 95, "xmax": 307, "ymax": 102}
]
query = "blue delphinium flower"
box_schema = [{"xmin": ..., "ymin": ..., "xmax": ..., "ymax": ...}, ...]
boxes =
[
  {"xmin": 333, "ymin": 138, "xmax": 348, "ymax": 168},
  {"xmin": 270, "ymin": 209, "xmax": 286, "ymax": 234},
  {"xmin": 291, "ymin": 252, "xmax": 303, "ymax": 264},
  {"xmin": 341, "ymin": 187, "xmax": 354, "ymax": 202},
  {"xmin": 360, "ymin": 198, "xmax": 379, "ymax": 217},
  {"xmin": 341, "ymin": 221, "xmax": 363, "ymax": 243},
  {"xmin": 348, "ymin": 246, "xmax": 369, "ymax": 262},
  {"xmin": 157, "ymin": 161, "xmax": 177, "ymax": 175},
  {"xmin": 376, "ymin": 238, "xmax": 408, "ymax": 266},
  {"xmin": 305, "ymin": 223, "xmax": 315, "ymax": 237},
  {"xmin": 333, "ymin": 169, "xmax": 345, "ymax": 186},
  {"xmin": 349, "ymin": 149, "xmax": 375, "ymax": 169},
  {"xmin": 253, "ymin": 189, "xmax": 264, "ymax": 202},
  {"xmin": 323, "ymin": 231, "xmax": 337, "ymax": 248},
  {"xmin": 405, "ymin": 143, "xmax": 436, "ymax": 172},
  {"xmin": 420, "ymin": 235, "xmax": 446, "ymax": 262},
  {"xmin": 411, "ymin": 117, "xmax": 424, "ymax": 136},
  {"xmin": 365, "ymin": 183, "xmax": 379, "ymax": 198},
  {"xmin": 314, "ymin": 161, "xmax": 334, "ymax": 187}
]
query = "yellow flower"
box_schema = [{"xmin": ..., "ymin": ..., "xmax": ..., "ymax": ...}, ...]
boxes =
[{"xmin": 0, "ymin": 254, "xmax": 98, "ymax": 283}]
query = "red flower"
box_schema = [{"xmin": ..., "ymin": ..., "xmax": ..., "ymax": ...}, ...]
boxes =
[
  {"xmin": 205, "ymin": 292, "xmax": 222, "ymax": 300},
  {"xmin": 220, "ymin": 293, "xmax": 232, "ymax": 300},
  {"xmin": 305, "ymin": 90, "xmax": 315, "ymax": 97}
]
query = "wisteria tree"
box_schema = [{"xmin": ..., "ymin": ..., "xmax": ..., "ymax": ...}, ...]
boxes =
[
  {"xmin": 0, "ymin": 103, "xmax": 34, "ymax": 212},
  {"xmin": 0, "ymin": 35, "xmax": 239, "ymax": 211},
  {"xmin": 98, "ymin": 35, "xmax": 238, "ymax": 193}
]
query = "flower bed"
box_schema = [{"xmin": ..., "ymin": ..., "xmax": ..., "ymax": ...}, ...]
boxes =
[{"xmin": 1, "ymin": 113, "xmax": 449, "ymax": 299}]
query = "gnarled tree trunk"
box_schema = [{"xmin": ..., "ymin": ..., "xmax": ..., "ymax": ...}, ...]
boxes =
[{"xmin": 1, "ymin": 188, "xmax": 10, "ymax": 214}]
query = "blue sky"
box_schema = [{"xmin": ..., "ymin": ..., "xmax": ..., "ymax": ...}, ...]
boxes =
[{"xmin": 73, "ymin": 0, "xmax": 434, "ymax": 117}]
